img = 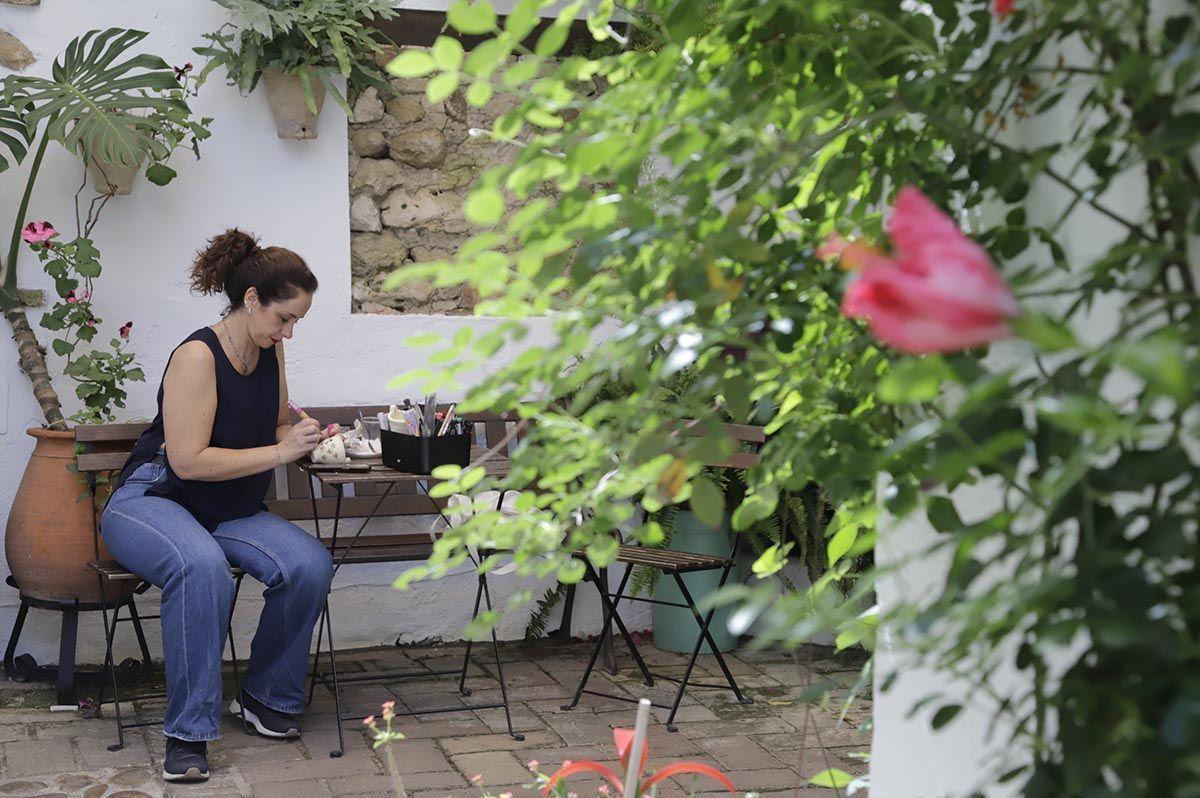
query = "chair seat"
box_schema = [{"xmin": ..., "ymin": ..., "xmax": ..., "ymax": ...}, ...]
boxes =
[
  {"xmin": 324, "ymin": 533, "xmax": 437, "ymax": 565},
  {"xmin": 575, "ymin": 545, "xmax": 732, "ymax": 574},
  {"xmin": 87, "ymin": 560, "xmax": 245, "ymax": 581}
]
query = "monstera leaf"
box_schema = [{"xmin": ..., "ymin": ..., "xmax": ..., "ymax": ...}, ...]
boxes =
[
  {"xmin": 4, "ymin": 28, "xmax": 185, "ymax": 168},
  {"xmin": 0, "ymin": 106, "xmax": 32, "ymax": 173}
]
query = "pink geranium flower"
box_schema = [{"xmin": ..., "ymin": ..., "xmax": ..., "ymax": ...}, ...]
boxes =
[
  {"xmin": 21, "ymin": 221, "xmax": 56, "ymax": 244},
  {"xmin": 829, "ymin": 186, "xmax": 1019, "ymax": 354},
  {"xmin": 119, "ymin": 321, "xmax": 133, "ymax": 340},
  {"xmin": 994, "ymin": 0, "xmax": 1014, "ymax": 16},
  {"xmin": 66, "ymin": 290, "xmax": 78, "ymax": 304}
]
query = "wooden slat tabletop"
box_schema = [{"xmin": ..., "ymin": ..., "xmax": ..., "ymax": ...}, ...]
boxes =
[{"xmin": 301, "ymin": 447, "xmax": 510, "ymax": 485}]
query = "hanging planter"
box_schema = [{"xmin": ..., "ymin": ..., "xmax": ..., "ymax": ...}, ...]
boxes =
[
  {"xmin": 261, "ymin": 68, "xmax": 326, "ymax": 139},
  {"xmin": 85, "ymin": 151, "xmax": 145, "ymax": 195}
]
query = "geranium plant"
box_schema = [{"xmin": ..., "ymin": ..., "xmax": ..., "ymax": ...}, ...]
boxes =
[
  {"xmin": 1, "ymin": 28, "xmax": 209, "ymax": 429},
  {"xmin": 22, "ymin": 223, "xmax": 143, "ymax": 425}
]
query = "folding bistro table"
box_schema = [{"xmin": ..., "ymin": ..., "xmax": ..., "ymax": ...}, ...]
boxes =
[{"xmin": 299, "ymin": 441, "xmax": 524, "ymax": 757}]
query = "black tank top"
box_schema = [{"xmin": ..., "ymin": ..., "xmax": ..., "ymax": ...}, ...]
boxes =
[{"xmin": 118, "ymin": 326, "xmax": 280, "ymax": 530}]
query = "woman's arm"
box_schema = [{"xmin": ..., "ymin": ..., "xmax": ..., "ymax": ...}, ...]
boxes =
[
  {"xmin": 163, "ymin": 341, "xmax": 321, "ymax": 481},
  {"xmin": 276, "ymin": 343, "xmax": 292, "ymax": 444}
]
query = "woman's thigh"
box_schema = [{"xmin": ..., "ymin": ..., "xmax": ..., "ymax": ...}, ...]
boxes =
[
  {"xmin": 101, "ymin": 491, "xmax": 230, "ymax": 588},
  {"xmin": 210, "ymin": 512, "xmax": 332, "ymax": 589}
]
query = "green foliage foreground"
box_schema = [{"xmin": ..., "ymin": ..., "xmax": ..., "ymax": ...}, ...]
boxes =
[{"xmin": 386, "ymin": 1, "xmax": 1200, "ymax": 795}]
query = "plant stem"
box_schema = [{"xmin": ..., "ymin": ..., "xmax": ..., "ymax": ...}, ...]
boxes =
[
  {"xmin": 3, "ymin": 303, "xmax": 66, "ymax": 429},
  {"xmin": 384, "ymin": 746, "xmax": 408, "ymax": 798},
  {"xmin": 3, "ymin": 132, "xmax": 51, "ymax": 292}
]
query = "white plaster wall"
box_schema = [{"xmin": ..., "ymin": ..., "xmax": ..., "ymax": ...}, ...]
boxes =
[
  {"xmin": 867, "ymin": 21, "xmax": 1176, "ymax": 796},
  {"xmin": 0, "ymin": 0, "xmax": 645, "ymax": 666}
]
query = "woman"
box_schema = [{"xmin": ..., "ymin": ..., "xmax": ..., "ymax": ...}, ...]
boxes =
[{"xmin": 101, "ymin": 229, "xmax": 335, "ymax": 783}]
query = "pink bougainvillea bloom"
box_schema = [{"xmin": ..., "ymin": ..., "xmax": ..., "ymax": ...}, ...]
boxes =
[
  {"xmin": 838, "ymin": 186, "xmax": 1019, "ymax": 354},
  {"xmin": 993, "ymin": 0, "xmax": 1014, "ymax": 16},
  {"xmin": 21, "ymin": 221, "xmax": 56, "ymax": 244},
  {"xmin": 119, "ymin": 321, "xmax": 133, "ymax": 340}
]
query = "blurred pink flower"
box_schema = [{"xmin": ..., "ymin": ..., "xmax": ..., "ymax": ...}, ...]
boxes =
[
  {"xmin": 362, "ymin": 715, "xmax": 376, "ymax": 727},
  {"xmin": 66, "ymin": 290, "xmax": 77, "ymax": 304},
  {"xmin": 994, "ymin": 0, "xmax": 1014, "ymax": 16},
  {"xmin": 85, "ymin": 319, "xmax": 96, "ymax": 328},
  {"xmin": 381, "ymin": 700, "xmax": 395, "ymax": 721},
  {"xmin": 469, "ymin": 774, "xmax": 483, "ymax": 784},
  {"xmin": 119, "ymin": 321, "xmax": 133, "ymax": 340},
  {"xmin": 21, "ymin": 221, "xmax": 56, "ymax": 244},
  {"xmin": 597, "ymin": 785, "xmax": 610, "ymax": 795},
  {"xmin": 837, "ymin": 186, "xmax": 1019, "ymax": 354},
  {"xmin": 527, "ymin": 760, "xmax": 540, "ymax": 772}
]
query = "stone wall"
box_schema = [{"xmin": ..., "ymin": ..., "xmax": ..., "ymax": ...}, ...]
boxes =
[{"xmin": 348, "ymin": 55, "xmax": 523, "ymax": 316}]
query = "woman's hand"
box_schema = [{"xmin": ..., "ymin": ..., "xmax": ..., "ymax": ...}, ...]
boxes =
[{"xmin": 278, "ymin": 418, "xmax": 323, "ymax": 463}]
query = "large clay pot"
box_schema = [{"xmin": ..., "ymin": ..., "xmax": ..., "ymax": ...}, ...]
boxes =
[
  {"xmin": 5, "ymin": 428, "xmax": 129, "ymax": 605},
  {"xmin": 261, "ymin": 67, "xmax": 326, "ymax": 139}
]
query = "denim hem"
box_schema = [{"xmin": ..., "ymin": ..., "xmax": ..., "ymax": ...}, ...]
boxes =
[
  {"xmin": 243, "ymin": 686, "xmax": 304, "ymax": 716},
  {"xmin": 164, "ymin": 728, "xmax": 222, "ymax": 743}
]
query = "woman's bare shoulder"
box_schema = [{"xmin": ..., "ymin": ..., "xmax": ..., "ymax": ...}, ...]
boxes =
[{"xmin": 165, "ymin": 340, "xmax": 216, "ymax": 383}]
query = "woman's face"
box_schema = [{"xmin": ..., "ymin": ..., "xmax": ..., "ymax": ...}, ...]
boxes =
[{"xmin": 247, "ymin": 290, "xmax": 313, "ymax": 347}]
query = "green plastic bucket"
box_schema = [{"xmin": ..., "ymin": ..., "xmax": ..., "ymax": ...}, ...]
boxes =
[{"xmin": 651, "ymin": 510, "xmax": 738, "ymax": 654}]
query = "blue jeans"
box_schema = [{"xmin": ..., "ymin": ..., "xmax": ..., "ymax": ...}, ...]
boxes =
[{"xmin": 100, "ymin": 460, "xmax": 333, "ymax": 741}]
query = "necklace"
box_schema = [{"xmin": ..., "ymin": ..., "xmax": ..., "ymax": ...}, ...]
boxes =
[{"xmin": 221, "ymin": 316, "xmax": 254, "ymax": 374}]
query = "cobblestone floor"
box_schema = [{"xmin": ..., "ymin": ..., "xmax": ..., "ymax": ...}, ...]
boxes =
[{"xmin": 0, "ymin": 639, "xmax": 869, "ymax": 798}]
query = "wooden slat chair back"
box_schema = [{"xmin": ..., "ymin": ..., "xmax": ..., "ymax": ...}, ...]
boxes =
[{"xmin": 76, "ymin": 407, "xmax": 524, "ymax": 570}]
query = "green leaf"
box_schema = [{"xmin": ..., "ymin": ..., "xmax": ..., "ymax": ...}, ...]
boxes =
[
  {"xmin": 466, "ymin": 79, "xmax": 494, "ymax": 107},
  {"xmin": 52, "ymin": 339, "xmax": 74, "ymax": 356},
  {"xmin": 447, "ymin": 0, "xmax": 498, "ymax": 35},
  {"xmin": 931, "ymin": 704, "xmax": 962, "ymax": 729},
  {"xmin": 689, "ymin": 476, "xmax": 725, "ymax": 528},
  {"xmin": 526, "ymin": 108, "xmax": 563, "ymax": 128},
  {"xmin": 1115, "ymin": 335, "xmax": 1192, "ymax": 403},
  {"xmin": 426, "ymin": 72, "xmax": 461, "ymax": 103},
  {"xmin": 432, "ymin": 36, "xmax": 465, "ymax": 71},
  {"xmin": 502, "ymin": 59, "xmax": 540, "ymax": 87},
  {"xmin": 808, "ymin": 769, "xmax": 853, "ymax": 789},
  {"xmin": 145, "ymin": 162, "xmax": 176, "ymax": 186},
  {"xmin": 1011, "ymin": 313, "xmax": 1077, "ymax": 352},
  {"xmin": 465, "ymin": 187, "xmax": 506, "ymax": 225},
  {"xmin": 535, "ymin": 23, "xmax": 570, "ymax": 57},
  {"xmin": 878, "ymin": 357, "xmax": 950, "ymax": 403},
  {"xmin": 387, "ymin": 50, "xmax": 437, "ymax": 78}
]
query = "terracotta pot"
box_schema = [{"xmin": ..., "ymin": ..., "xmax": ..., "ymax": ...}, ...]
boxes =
[
  {"xmin": 86, "ymin": 153, "xmax": 144, "ymax": 195},
  {"xmin": 4, "ymin": 428, "xmax": 131, "ymax": 605},
  {"xmin": 261, "ymin": 67, "xmax": 326, "ymax": 140}
]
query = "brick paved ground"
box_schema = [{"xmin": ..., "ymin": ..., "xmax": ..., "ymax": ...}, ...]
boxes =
[{"xmin": 0, "ymin": 639, "xmax": 869, "ymax": 798}]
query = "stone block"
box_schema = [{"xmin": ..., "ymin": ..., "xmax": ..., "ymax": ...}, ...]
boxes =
[
  {"xmin": 449, "ymin": 751, "xmax": 531, "ymax": 786},
  {"xmin": 351, "ymin": 128, "xmax": 388, "ymax": 158},
  {"xmin": 0, "ymin": 29, "xmax": 34, "ymax": 71},
  {"xmin": 384, "ymin": 96, "xmax": 426, "ymax": 126},
  {"xmin": 350, "ymin": 195, "xmax": 382, "ymax": 233},
  {"xmin": 387, "ymin": 129, "xmax": 447, "ymax": 168},
  {"xmin": 381, "ymin": 188, "xmax": 461, "ymax": 230},
  {"xmin": 352, "ymin": 88, "xmax": 384, "ymax": 124},
  {"xmin": 351, "ymin": 232, "xmax": 409, "ymax": 277},
  {"xmin": 350, "ymin": 158, "xmax": 400, "ymax": 197}
]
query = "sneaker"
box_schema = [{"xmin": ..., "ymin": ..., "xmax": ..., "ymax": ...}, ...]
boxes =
[
  {"xmin": 163, "ymin": 737, "xmax": 209, "ymax": 782},
  {"xmin": 229, "ymin": 689, "xmax": 301, "ymax": 738}
]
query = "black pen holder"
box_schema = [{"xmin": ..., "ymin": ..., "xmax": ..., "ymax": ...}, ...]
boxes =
[{"xmin": 380, "ymin": 428, "xmax": 471, "ymax": 474}]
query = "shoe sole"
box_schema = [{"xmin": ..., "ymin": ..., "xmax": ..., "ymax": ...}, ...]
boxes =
[
  {"xmin": 229, "ymin": 699, "xmax": 300, "ymax": 739},
  {"xmin": 163, "ymin": 766, "xmax": 209, "ymax": 782}
]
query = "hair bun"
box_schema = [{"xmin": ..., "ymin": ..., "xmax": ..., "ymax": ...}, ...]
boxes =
[{"xmin": 191, "ymin": 228, "xmax": 261, "ymax": 296}]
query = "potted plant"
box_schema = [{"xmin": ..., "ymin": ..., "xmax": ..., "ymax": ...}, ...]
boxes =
[
  {"xmin": 194, "ymin": 0, "xmax": 399, "ymax": 139},
  {"xmin": 1, "ymin": 28, "xmax": 206, "ymax": 605},
  {"xmin": 83, "ymin": 63, "xmax": 213, "ymax": 195}
]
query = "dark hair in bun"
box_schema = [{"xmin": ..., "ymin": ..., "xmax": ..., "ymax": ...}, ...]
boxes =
[{"xmin": 191, "ymin": 228, "xmax": 318, "ymax": 310}]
